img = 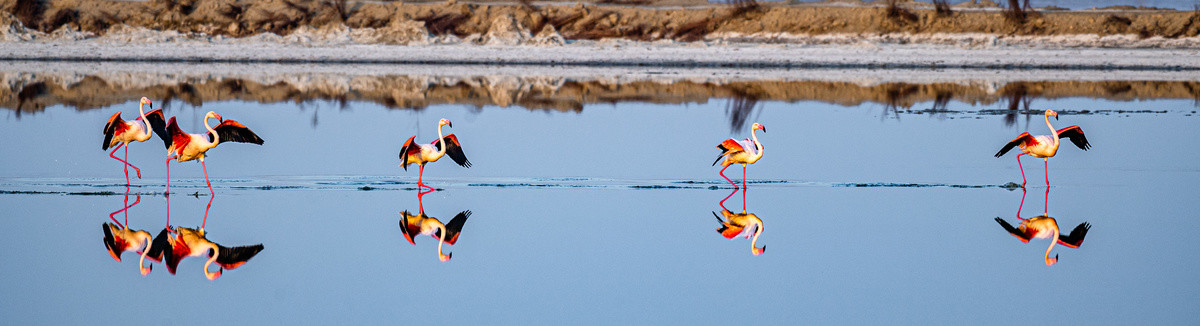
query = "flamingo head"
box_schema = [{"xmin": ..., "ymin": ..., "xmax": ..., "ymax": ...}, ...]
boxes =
[
  {"xmin": 752, "ymin": 123, "xmax": 766, "ymax": 132},
  {"xmin": 205, "ymin": 267, "xmax": 223, "ymax": 280},
  {"xmin": 439, "ymin": 253, "xmax": 452, "ymax": 262},
  {"xmin": 140, "ymin": 264, "xmax": 152, "ymax": 276},
  {"xmin": 1045, "ymin": 254, "xmax": 1059, "ymax": 266},
  {"xmin": 752, "ymin": 246, "xmax": 765, "ymax": 256},
  {"xmin": 205, "ymin": 111, "xmax": 224, "ymax": 122},
  {"xmin": 1045, "ymin": 110, "xmax": 1058, "ymax": 120},
  {"xmin": 439, "ymin": 119, "xmax": 452, "ymax": 128},
  {"xmin": 140, "ymin": 96, "xmax": 153, "ymax": 107}
]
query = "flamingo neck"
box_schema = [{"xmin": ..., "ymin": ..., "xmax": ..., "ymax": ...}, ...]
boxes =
[
  {"xmin": 750, "ymin": 220, "xmax": 764, "ymax": 255},
  {"xmin": 138, "ymin": 102, "xmax": 152, "ymax": 139},
  {"xmin": 436, "ymin": 124, "xmax": 448, "ymax": 157},
  {"xmin": 750, "ymin": 128, "xmax": 763, "ymax": 158},
  {"xmin": 436, "ymin": 224, "xmax": 451, "ymax": 261},
  {"xmin": 203, "ymin": 242, "xmax": 221, "ymax": 280},
  {"xmin": 137, "ymin": 234, "xmax": 152, "ymax": 275},
  {"xmin": 1044, "ymin": 226, "xmax": 1059, "ymax": 266},
  {"xmin": 1045, "ymin": 114, "xmax": 1060, "ymax": 146},
  {"xmin": 204, "ymin": 116, "xmax": 220, "ymax": 149}
]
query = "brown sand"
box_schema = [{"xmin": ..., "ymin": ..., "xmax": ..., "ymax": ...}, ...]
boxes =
[{"xmin": 1, "ymin": 0, "xmax": 1197, "ymax": 42}]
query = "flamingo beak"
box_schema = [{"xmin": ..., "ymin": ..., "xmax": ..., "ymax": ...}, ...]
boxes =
[
  {"xmin": 140, "ymin": 265, "xmax": 152, "ymax": 276},
  {"xmin": 1045, "ymin": 254, "xmax": 1059, "ymax": 266},
  {"xmin": 439, "ymin": 253, "xmax": 452, "ymax": 262},
  {"xmin": 753, "ymin": 246, "xmax": 765, "ymax": 256}
]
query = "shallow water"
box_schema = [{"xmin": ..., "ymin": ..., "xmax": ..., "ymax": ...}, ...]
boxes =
[{"xmin": 2, "ymin": 66, "xmax": 1199, "ymax": 324}]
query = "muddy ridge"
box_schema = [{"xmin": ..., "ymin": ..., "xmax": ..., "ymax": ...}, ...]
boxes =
[
  {"xmin": 1, "ymin": 0, "xmax": 1198, "ymax": 44},
  {"xmin": 5, "ymin": 70, "xmax": 1198, "ymax": 115}
]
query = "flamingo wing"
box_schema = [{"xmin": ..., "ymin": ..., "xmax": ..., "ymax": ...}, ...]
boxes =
[
  {"xmin": 144, "ymin": 108, "xmax": 170, "ymax": 146},
  {"xmin": 102, "ymin": 223, "xmax": 127, "ymax": 261},
  {"xmin": 1057, "ymin": 126, "xmax": 1091, "ymax": 151},
  {"xmin": 215, "ymin": 243, "xmax": 265, "ymax": 270},
  {"xmin": 398, "ymin": 136, "xmax": 419, "ymax": 170},
  {"xmin": 398, "ymin": 212, "xmax": 421, "ymax": 245},
  {"xmin": 440, "ymin": 210, "xmax": 472, "ymax": 245},
  {"xmin": 165, "ymin": 117, "xmax": 190, "ymax": 153},
  {"xmin": 994, "ymin": 217, "xmax": 1033, "ymax": 243},
  {"xmin": 434, "ymin": 134, "xmax": 472, "ymax": 168},
  {"xmin": 144, "ymin": 228, "xmax": 171, "ymax": 263},
  {"xmin": 164, "ymin": 231, "xmax": 187, "ymax": 274},
  {"xmin": 102, "ymin": 112, "xmax": 126, "ymax": 150},
  {"xmin": 1057, "ymin": 222, "xmax": 1091, "ymax": 248},
  {"xmin": 713, "ymin": 139, "xmax": 745, "ymax": 165},
  {"xmin": 210, "ymin": 119, "xmax": 264, "ymax": 145},
  {"xmin": 713, "ymin": 212, "xmax": 743, "ymax": 239},
  {"xmin": 995, "ymin": 133, "xmax": 1038, "ymax": 157}
]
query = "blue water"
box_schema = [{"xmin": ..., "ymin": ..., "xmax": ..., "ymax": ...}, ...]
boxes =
[{"xmin": 1, "ymin": 71, "xmax": 1199, "ymax": 324}]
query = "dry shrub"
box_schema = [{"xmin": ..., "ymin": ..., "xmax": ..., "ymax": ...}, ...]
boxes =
[
  {"xmin": 152, "ymin": 0, "xmax": 198, "ymax": 16},
  {"xmin": 416, "ymin": 12, "xmax": 469, "ymax": 36},
  {"xmin": 933, "ymin": 0, "xmax": 952, "ymax": 17},
  {"xmin": 12, "ymin": 0, "xmax": 47, "ymax": 29},
  {"xmin": 518, "ymin": 0, "xmax": 539, "ymax": 12},
  {"xmin": 673, "ymin": 17, "xmax": 714, "ymax": 42},
  {"xmin": 885, "ymin": 0, "xmax": 917, "ymax": 23},
  {"xmin": 596, "ymin": 0, "xmax": 652, "ymax": 5},
  {"xmin": 727, "ymin": 0, "xmax": 762, "ymax": 18},
  {"xmin": 547, "ymin": 10, "xmax": 585, "ymax": 29},
  {"xmin": 41, "ymin": 8, "xmax": 78, "ymax": 31},
  {"xmin": 1004, "ymin": 0, "xmax": 1027, "ymax": 24}
]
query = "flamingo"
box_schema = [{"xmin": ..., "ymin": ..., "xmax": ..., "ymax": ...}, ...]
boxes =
[
  {"xmin": 713, "ymin": 122, "xmax": 766, "ymax": 190},
  {"xmin": 713, "ymin": 209, "xmax": 765, "ymax": 256},
  {"xmin": 102, "ymin": 97, "xmax": 166, "ymax": 185},
  {"xmin": 399, "ymin": 119, "xmax": 471, "ymax": 191},
  {"xmin": 158, "ymin": 226, "xmax": 264, "ymax": 280},
  {"xmin": 994, "ymin": 109, "xmax": 1091, "ymax": 188},
  {"xmin": 399, "ymin": 209, "xmax": 472, "ymax": 262},
  {"xmin": 161, "ymin": 111, "xmax": 264, "ymax": 196},
  {"xmin": 101, "ymin": 193, "xmax": 168, "ymax": 275},
  {"xmin": 995, "ymin": 216, "xmax": 1091, "ymax": 266}
]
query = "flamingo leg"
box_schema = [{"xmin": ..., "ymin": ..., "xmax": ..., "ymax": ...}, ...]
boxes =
[
  {"xmin": 202, "ymin": 160, "xmax": 214, "ymax": 197},
  {"xmin": 1016, "ymin": 188, "xmax": 1027, "ymax": 220},
  {"xmin": 165, "ymin": 155, "xmax": 175, "ymax": 229},
  {"xmin": 165, "ymin": 156, "xmax": 176, "ymax": 196},
  {"xmin": 719, "ymin": 165, "xmax": 738, "ymax": 189},
  {"xmin": 417, "ymin": 189, "xmax": 428, "ymax": 214},
  {"xmin": 742, "ymin": 164, "xmax": 748, "ymax": 211},
  {"xmin": 109, "ymin": 143, "xmax": 139, "ymax": 185},
  {"xmin": 1043, "ymin": 185, "xmax": 1049, "ymax": 215},
  {"xmin": 719, "ymin": 187, "xmax": 738, "ymax": 211},
  {"xmin": 1015, "ymin": 152, "xmax": 1027, "ymax": 188},
  {"xmin": 1043, "ymin": 158, "xmax": 1050, "ymax": 188},
  {"xmin": 418, "ymin": 165, "xmax": 435, "ymax": 191},
  {"xmin": 201, "ymin": 196, "xmax": 213, "ymax": 230}
]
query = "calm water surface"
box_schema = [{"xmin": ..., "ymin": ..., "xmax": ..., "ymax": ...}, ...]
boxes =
[{"xmin": 1, "ymin": 68, "xmax": 1199, "ymax": 324}]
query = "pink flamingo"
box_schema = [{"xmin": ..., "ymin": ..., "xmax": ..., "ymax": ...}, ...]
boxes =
[
  {"xmin": 101, "ymin": 97, "xmax": 165, "ymax": 185},
  {"xmin": 161, "ymin": 111, "xmax": 263, "ymax": 197},
  {"xmin": 713, "ymin": 122, "xmax": 766, "ymax": 190},
  {"xmin": 399, "ymin": 192, "xmax": 471, "ymax": 262},
  {"xmin": 713, "ymin": 208, "xmax": 766, "ymax": 256},
  {"xmin": 399, "ymin": 118, "xmax": 471, "ymax": 191},
  {"xmin": 994, "ymin": 109, "xmax": 1091, "ymax": 188}
]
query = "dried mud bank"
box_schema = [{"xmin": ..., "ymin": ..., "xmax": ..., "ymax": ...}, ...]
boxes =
[
  {"xmin": 5, "ymin": 63, "xmax": 1198, "ymax": 114},
  {"xmin": 2, "ymin": 0, "xmax": 1200, "ymax": 48}
]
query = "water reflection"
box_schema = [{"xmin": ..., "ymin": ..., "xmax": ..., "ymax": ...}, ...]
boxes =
[
  {"xmin": 993, "ymin": 188, "xmax": 1092, "ymax": 266},
  {"xmin": 713, "ymin": 188, "xmax": 766, "ymax": 256},
  {"xmin": 101, "ymin": 192, "xmax": 161, "ymax": 276},
  {"xmin": 398, "ymin": 190, "xmax": 472, "ymax": 262},
  {"xmin": 155, "ymin": 196, "xmax": 265, "ymax": 280}
]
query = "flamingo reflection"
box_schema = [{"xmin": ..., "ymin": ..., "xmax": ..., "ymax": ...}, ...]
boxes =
[
  {"xmin": 102, "ymin": 192, "xmax": 168, "ymax": 275},
  {"xmin": 994, "ymin": 188, "xmax": 1091, "ymax": 265},
  {"xmin": 157, "ymin": 197, "xmax": 264, "ymax": 280},
  {"xmin": 713, "ymin": 188, "xmax": 765, "ymax": 256},
  {"xmin": 399, "ymin": 190, "xmax": 471, "ymax": 261}
]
